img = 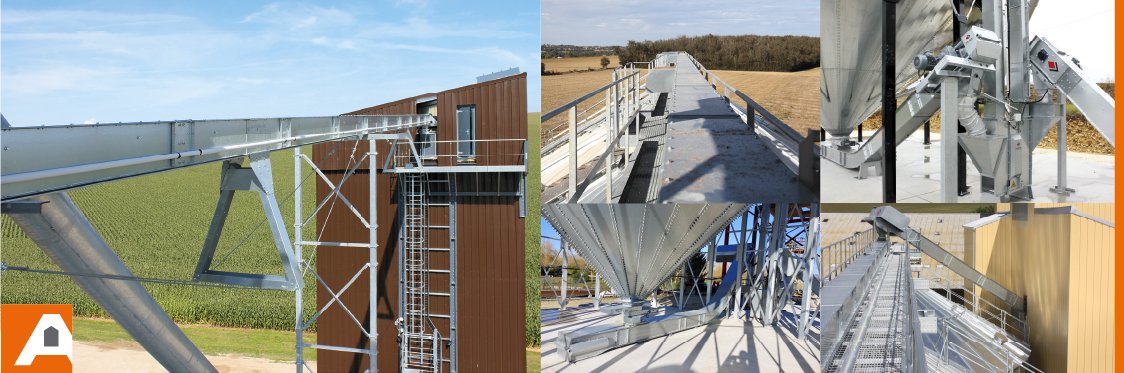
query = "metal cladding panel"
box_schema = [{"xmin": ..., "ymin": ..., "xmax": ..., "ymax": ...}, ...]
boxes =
[
  {"xmin": 313, "ymin": 73, "xmax": 527, "ymax": 372},
  {"xmin": 312, "ymin": 73, "xmax": 527, "ymax": 171},
  {"xmin": 313, "ymin": 97, "xmax": 425, "ymax": 171},
  {"xmin": 542, "ymin": 204, "xmax": 744, "ymax": 301},
  {"xmin": 314, "ymin": 173, "xmax": 526, "ymax": 372},
  {"xmin": 1066, "ymin": 209, "xmax": 1114, "ymax": 373},
  {"xmin": 964, "ymin": 207, "xmax": 1111, "ymax": 373},
  {"xmin": 436, "ymin": 73, "xmax": 528, "ymax": 167},
  {"xmin": 820, "ymin": 0, "xmax": 952, "ymax": 136}
]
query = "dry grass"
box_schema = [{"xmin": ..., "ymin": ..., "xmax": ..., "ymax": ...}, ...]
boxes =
[
  {"xmin": 711, "ymin": 69, "xmax": 821, "ymax": 135},
  {"xmin": 543, "ymin": 55, "xmax": 619, "ymax": 73},
  {"xmin": 860, "ymin": 110, "xmax": 1113, "ymax": 154},
  {"xmin": 540, "ymin": 69, "xmax": 614, "ymax": 143}
]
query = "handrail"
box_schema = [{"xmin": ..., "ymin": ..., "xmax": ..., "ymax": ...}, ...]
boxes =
[
  {"xmin": 822, "ymin": 228, "xmax": 877, "ymax": 281},
  {"xmin": 684, "ymin": 53, "xmax": 806, "ymax": 147},
  {"xmin": 902, "ymin": 248, "xmax": 927, "ymax": 373},
  {"xmin": 822, "ymin": 240, "xmax": 890, "ymax": 367},
  {"xmin": 541, "ymin": 70, "xmax": 641, "ymax": 122},
  {"xmin": 928, "ymin": 276, "xmax": 1028, "ymax": 341}
]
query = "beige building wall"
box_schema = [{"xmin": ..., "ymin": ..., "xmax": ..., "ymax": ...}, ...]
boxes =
[{"xmin": 965, "ymin": 204, "xmax": 1114, "ymax": 373}]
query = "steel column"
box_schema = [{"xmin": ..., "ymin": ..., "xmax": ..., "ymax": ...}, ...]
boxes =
[
  {"xmin": 1051, "ymin": 104, "xmax": 1074, "ymax": 195},
  {"xmin": 567, "ymin": 107, "xmax": 578, "ymax": 201},
  {"xmin": 5, "ymin": 193, "xmax": 217, "ymax": 373},
  {"xmin": 560, "ymin": 242, "xmax": 569, "ymax": 310},
  {"xmin": 367, "ymin": 131, "xmax": 379, "ymax": 371},
  {"xmin": 293, "ymin": 148, "xmax": 304, "ymax": 373},
  {"xmin": 705, "ymin": 242, "xmax": 716, "ymax": 304},
  {"xmin": 881, "ymin": 0, "xmax": 898, "ymax": 203},
  {"xmin": 734, "ymin": 210, "xmax": 749, "ymax": 319},
  {"xmin": 941, "ymin": 77, "xmax": 959, "ymax": 202}
]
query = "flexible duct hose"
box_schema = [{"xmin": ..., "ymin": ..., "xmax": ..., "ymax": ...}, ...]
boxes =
[{"xmin": 958, "ymin": 81, "xmax": 987, "ymax": 136}]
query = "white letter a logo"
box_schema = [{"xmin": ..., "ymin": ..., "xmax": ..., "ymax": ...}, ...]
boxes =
[{"xmin": 15, "ymin": 314, "xmax": 73, "ymax": 366}]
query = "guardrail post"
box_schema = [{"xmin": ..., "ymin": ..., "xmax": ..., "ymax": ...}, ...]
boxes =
[
  {"xmin": 745, "ymin": 98, "xmax": 756, "ymax": 132},
  {"xmin": 568, "ymin": 106, "xmax": 577, "ymax": 200}
]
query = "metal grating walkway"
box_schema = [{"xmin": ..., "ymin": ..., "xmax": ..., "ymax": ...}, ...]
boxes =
[{"xmin": 827, "ymin": 251, "xmax": 908, "ymax": 373}]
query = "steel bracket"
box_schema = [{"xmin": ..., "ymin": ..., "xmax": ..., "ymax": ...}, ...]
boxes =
[{"xmin": 193, "ymin": 153, "xmax": 302, "ymax": 291}]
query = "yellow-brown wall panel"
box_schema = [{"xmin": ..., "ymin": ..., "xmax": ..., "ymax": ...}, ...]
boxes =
[
  {"xmin": 1066, "ymin": 216, "xmax": 1114, "ymax": 373},
  {"xmin": 967, "ymin": 205, "xmax": 1115, "ymax": 373}
]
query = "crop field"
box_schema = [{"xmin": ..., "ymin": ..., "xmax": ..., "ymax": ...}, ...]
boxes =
[
  {"xmin": 541, "ymin": 69, "xmax": 614, "ymax": 143},
  {"xmin": 3, "ymin": 114, "xmax": 543, "ymax": 339},
  {"xmin": 543, "ymin": 55, "xmax": 619, "ymax": 74},
  {"xmin": 1, "ymin": 148, "xmax": 320, "ymax": 330},
  {"xmin": 540, "ymin": 60, "xmax": 821, "ymax": 144},
  {"xmin": 711, "ymin": 68, "xmax": 821, "ymax": 135},
  {"xmin": 525, "ymin": 113, "xmax": 542, "ymax": 346}
]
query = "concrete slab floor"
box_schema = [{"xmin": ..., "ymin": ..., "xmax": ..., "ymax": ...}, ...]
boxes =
[
  {"xmin": 540, "ymin": 305, "xmax": 820, "ymax": 373},
  {"xmin": 821, "ymin": 131, "xmax": 1114, "ymax": 203}
]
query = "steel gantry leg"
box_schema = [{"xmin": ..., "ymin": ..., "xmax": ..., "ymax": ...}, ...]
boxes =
[
  {"xmin": 368, "ymin": 133, "xmax": 379, "ymax": 371},
  {"xmin": 798, "ymin": 206, "xmax": 820, "ymax": 339},
  {"xmin": 733, "ymin": 209, "xmax": 749, "ymax": 319},
  {"xmin": 4, "ymin": 193, "xmax": 217, "ymax": 373},
  {"xmin": 560, "ymin": 242, "xmax": 570, "ymax": 310},
  {"xmin": 294, "ymin": 148, "xmax": 305, "ymax": 373},
  {"xmin": 941, "ymin": 77, "xmax": 960, "ymax": 202}
]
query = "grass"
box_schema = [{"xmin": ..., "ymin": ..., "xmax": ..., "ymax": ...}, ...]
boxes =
[
  {"xmin": 73, "ymin": 317, "xmax": 316, "ymax": 362},
  {"xmin": 526, "ymin": 348, "xmax": 541, "ymax": 372},
  {"xmin": 525, "ymin": 113, "xmax": 542, "ymax": 347},
  {"xmin": 540, "ymin": 69, "xmax": 614, "ymax": 144},
  {"xmin": 711, "ymin": 68, "xmax": 821, "ymax": 135},
  {"xmin": 543, "ymin": 55, "xmax": 618, "ymax": 74},
  {"xmin": 1, "ymin": 149, "xmax": 319, "ymax": 330},
  {"xmin": 4, "ymin": 115, "xmax": 545, "ymax": 358}
]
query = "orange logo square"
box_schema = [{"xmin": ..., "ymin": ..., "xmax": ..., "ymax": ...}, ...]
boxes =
[{"xmin": 1, "ymin": 304, "xmax": 73, "ymax": 373}]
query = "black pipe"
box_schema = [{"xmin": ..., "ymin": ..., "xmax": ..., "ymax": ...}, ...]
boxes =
[
  {"xmin": 954, "ymin": 0, "xmax": 969, "ymax": 196},
  {"xmin": 923, "ymin": 120, "xmax": 931, "ymax": 144},
  {"xmin": 858, "ymin": 124, "xmax": 863, "ymax": 141},
  {"xmin": 882, "ymin": 0, "xmax": 898, "ymax": 203}
]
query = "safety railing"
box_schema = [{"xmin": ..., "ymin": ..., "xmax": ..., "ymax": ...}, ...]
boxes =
[
  {"xmin": 821, "ymin": 228, "xmax": 878, "ymax": 282},
  {"xmin": 902, "ymin": 248, "xmax": 927, "ymax": 373},
  {"xmin": 822, "ymin": 240, "xmax": 891, "ymax": 365},
  {"xmin": 683, "ymin": 53, "xmax": 806, "ymax": 149},
  {"xmin": 927, "ymin": 276, "xmax": 1029, "ymax": 342},
  {"xmin": 540, "ymin": 61, "xmax": 649, "ymax": 202},
  {"xmin": 936, "ymin": 319, "xmax": 1044, "ymax": 373},
  {"xmin": 385, "ymin": 138, "xmax": 528, "ymax": 170},
  {"xmin": 541, "ymin": 63, "xmax": 649, "ymax": 151}
]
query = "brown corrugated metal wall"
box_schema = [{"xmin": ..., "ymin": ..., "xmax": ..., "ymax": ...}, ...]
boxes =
[{"xmin": 312, "ymin": 73, "xmax": 527, "ymax": 372}]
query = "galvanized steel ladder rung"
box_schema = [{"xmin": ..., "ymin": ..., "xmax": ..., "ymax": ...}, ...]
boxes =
[{"xmin": 399, "ymin": 170, "xmax": 457, "ymax": 373}]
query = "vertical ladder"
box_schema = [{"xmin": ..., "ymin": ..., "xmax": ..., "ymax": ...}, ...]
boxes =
[
  {"xmin": 398, "ymin": 171, "xmax": 457, "ymax": 373},
  {"xmin": 400, "ymin": 172, "xmax": 439, "ymax": 372}
]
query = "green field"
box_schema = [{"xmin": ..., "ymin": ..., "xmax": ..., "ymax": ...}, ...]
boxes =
[
  {"xmin": 525, "ymin": 113, "xmax": 542, "ymax": 348},
  {"xmin": 73, "ymin": 317, "xmax": 317, "ymax": 361},
  {"xmin": 1, "ymin": 148, "xmax": 318, "ymax": 330},
  {"xmin": 2, "ymin": 115, "xmax": 543, "ymax": 352}
]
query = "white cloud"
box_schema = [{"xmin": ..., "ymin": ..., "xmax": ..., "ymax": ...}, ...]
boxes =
[
  {"xmin": 241, "ymin": 3, "xmax": 356, "ymax": 30},
  {"xmin": 83, "ymin": 118, "xmax": 98, "ymax": 124}
]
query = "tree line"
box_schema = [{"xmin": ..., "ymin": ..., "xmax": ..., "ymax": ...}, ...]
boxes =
[{"xmin": 618, "ymin": 34, "xmax": 820, "ymax": 72}]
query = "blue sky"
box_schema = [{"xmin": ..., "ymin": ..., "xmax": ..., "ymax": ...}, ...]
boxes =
[
  {"xmin": 542, "ymin": 0, "xmax": 820, "ymax": 45},
  {"xmin": 1, "ymin": 0, "xmax": 541, "ymax": 126}
]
